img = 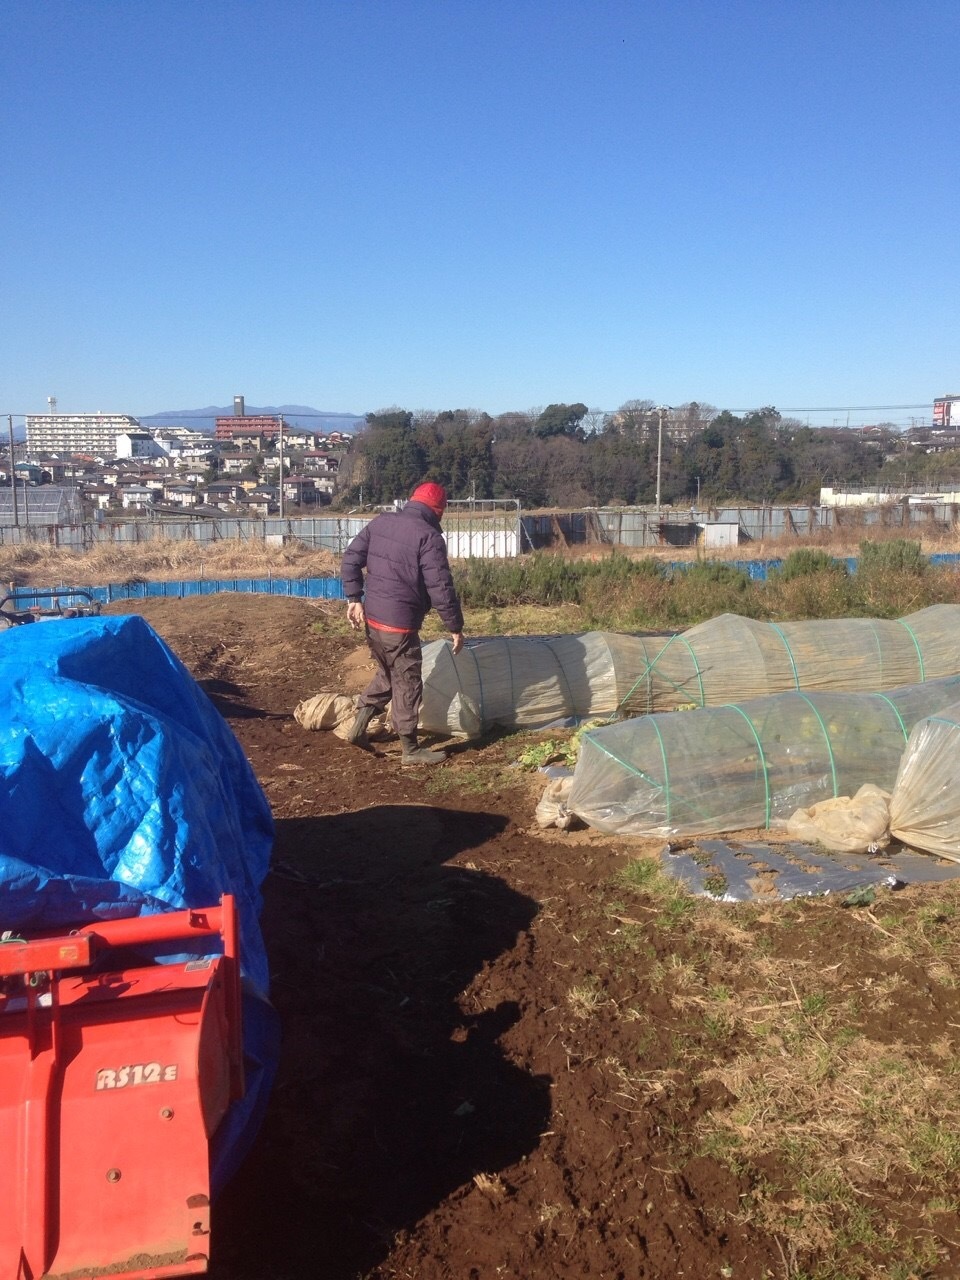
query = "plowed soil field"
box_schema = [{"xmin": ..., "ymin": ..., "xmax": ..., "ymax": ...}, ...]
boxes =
[{"xmin": 105, "ymin": 594, "xmax": 960, "ymax": 1280}]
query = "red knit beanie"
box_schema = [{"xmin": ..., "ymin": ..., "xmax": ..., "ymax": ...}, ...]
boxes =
[{"xmin": 410, "ymin": 482, "xmax": 447, "ymax": 517}]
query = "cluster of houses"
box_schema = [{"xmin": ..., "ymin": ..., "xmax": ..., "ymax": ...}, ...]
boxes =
[{"xmin": 2, "ymin": 413, "xmax": 352, "ymax": 522}]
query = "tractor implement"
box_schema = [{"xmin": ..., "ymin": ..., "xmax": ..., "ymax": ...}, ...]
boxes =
[
  {"xmin": 0, "ymin": 588, "xmax": 101, "ymax": 628},
  {"xmin": 0, "ymin": 896, "xmax": 244, "ymax": 1280}
]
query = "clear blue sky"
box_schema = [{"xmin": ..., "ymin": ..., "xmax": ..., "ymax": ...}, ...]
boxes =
[{"xmin": 2, "ymin": 0, "xmax": 956, "ymax": 429}]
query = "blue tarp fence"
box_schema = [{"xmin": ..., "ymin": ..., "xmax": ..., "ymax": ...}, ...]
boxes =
[
  {"xmin": 675, "ymin": 551, "xmax": 960, "ymax": 582},
  {"xmin": 7, "ymin": 551, "xmax": 960, "ymax": 607},
  {"xmin": 85, "ymin": 576, "xmax": 346, "ymax": 604},
  {"xmin": 731, "ymin": 551, "xmax": 960, "ymax": 581}
]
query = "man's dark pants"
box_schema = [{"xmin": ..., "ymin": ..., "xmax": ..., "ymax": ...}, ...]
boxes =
[{"xmin": 357, "ymin": 627, "xmax": 423, "ymax": 737}]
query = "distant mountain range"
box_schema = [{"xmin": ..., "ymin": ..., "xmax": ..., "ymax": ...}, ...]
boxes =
[{"xmin": 139, "ymin": 405, "xmax": 365, "ymax": 434}]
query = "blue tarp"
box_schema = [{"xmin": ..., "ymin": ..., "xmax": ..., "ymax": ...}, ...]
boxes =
[
  {"xmin": 8, "ymin": 577, "xmax": 346, "ymax": 608},
  {"xmin": 0, "ymin": 613, "xmax": 279, "ymax": 1187},
  {"xmin": 0, "ymin": 613, "xmax": 273, "ymax": 978}
]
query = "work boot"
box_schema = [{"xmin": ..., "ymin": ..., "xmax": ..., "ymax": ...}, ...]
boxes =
[
  {"xmin": 399, "ymin": 733, "xmax": 447, "ymax": 766},
  {"xmin": 346, "ymin": 703, "xmax": 377, "ymax": 747}
]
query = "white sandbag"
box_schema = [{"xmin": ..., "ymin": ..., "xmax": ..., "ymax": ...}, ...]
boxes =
[
  {"xmin": 535, "ymin": 777, "xmax": 575, "ymax": 830},
  {"xmin": 784, "ymin": 784, "xmax": 892, "ymax": 853},
  {"xmin": 295, "ymin": 693, "xmax": 393, "ymax": 741},
  {"xmin": 294, "ymin": 692, "xmax": 357, "ymax": 732}
]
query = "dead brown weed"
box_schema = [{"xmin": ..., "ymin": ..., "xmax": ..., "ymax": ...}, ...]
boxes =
[{"xmin": 0, "ymin": 536, "xmax": 337, "ymax": 588}]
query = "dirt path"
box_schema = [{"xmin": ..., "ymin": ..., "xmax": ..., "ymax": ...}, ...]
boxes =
[{"xmin": 105, "ymin": 594, "xmax": 960, "ymax": 1280}]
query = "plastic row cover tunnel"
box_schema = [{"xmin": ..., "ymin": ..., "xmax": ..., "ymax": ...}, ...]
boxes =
[
  {"xmin": 419, "ymin": 604, "xmax": 960, "ymax": 737},
  {"xmin": 567, "ymin": 674, "xmax": 960, "ymax": 838}
]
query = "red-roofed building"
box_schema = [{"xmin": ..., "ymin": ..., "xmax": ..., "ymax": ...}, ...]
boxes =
[{"xmin": 214, "ymin": 415, "xmax": 281, "ymax": 444}]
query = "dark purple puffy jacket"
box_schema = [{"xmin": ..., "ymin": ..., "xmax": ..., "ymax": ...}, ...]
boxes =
[{"xmin": 341, "ymin": 500, "xmax": 464, "ymax": 634}]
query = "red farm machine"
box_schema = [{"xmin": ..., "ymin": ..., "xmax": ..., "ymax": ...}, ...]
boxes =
[{"xmin": 0, "ymin": 897, "xmax": 245, "ymax": 1280}]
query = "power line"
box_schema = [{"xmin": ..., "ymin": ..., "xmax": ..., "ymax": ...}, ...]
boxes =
[
  {"xmin": 733, "ymin": 403, "xmax": 930, "ymax": 414},
  {"xmin": 0, "ymin": 401, "xmax": 942, "ymax": 423}
]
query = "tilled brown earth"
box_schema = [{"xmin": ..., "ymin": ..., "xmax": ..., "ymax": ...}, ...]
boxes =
[{"xmin": 106, "ymin": 595, "xmax": 960, "ymax": 1280}]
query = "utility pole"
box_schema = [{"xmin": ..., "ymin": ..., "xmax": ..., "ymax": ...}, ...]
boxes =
[
  {"xmin": 655, "ymin": 405, "xmax": 670, "ymax": 517},
  {"xmin": 7, "ymin": 416, "xmax": 18, "ymax": 528},
  {"xmin": 278, "ymin": 415, "xmax": 285, "ymax": 520}
]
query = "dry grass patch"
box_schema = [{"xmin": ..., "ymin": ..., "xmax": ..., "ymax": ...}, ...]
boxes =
[
  {"xmin": 566, "ymin": 979, "xmax": 607, "ymax": 1018},
  {"xmin": 595, "ymin": 863, "xmax": 960, "ymax": 1275},
  {"xmin": 689, "ymin": 898, "xmax": 960, "ymax": 1274},
  {"xmin": 423, "ymin": 601, "xmax": 584, "ymax": 639},
  {"xmin": 698, "ymin": 1033, "xmax": 960, "ymax": 1276},
  {"xmin": 0, "ymin": 537, "xmax": 337, "ymax": 588},
  {"xmin": 472, "ymin": 1172, "xmax": 508, "ymax": 1201},
  {"xmin": 597, "ymin": 1053, "xmax": 680, "ymax": 1106}
]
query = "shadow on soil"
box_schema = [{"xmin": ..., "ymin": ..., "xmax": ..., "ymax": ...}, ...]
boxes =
[
  {"xmin": 199, "ymin": 677, "xmax": 286, "ymax": 721},
  {"xmin": 213, "ymin": 803, "xmax": 550, "ymax": 1280}
]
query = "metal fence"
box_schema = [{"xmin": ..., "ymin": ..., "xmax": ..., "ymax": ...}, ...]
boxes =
[
  {"xmin": 0, "ymin": 499, "xmax": 523, "ymax": 556},
  {"xmin": 524, "ymin": 501, "xmax": 959, "ymax": 550},
  {"xmin": 0, "ymin": 497, "xmax": 955, "ymax": 555},
  {"xmin": 0, "ymin": 514, "xmax": 370, "ymax": 552}
]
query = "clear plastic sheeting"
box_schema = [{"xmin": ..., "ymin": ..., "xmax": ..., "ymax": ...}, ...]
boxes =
[
  {"xmin": 568, "ymin": 676, "xmax": 960, "ymax": 839},
  {"xmin": 418, "ymin": 605, "xmax": 960, "ymax": 737},
  {"xmin": 888, "ymin": 701, "xmax": 960, "ymax": 863}
]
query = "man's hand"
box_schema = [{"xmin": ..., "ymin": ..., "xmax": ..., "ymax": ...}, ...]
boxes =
[
  {"xmin": 450, "ymin": 632, "xmax": 464, "ymax": 656},
  {"xmin": 347, "ymin": 601, "xmax": 365, "ymax": 631}
]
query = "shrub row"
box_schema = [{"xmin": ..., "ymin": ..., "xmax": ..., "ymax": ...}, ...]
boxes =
[{"xmin": 451, "ymin": 541, "xmax": 957, "ymax": 630}]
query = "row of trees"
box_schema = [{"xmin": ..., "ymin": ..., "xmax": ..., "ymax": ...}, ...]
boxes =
[{"xmin": 342, "ymin": 402, "xmax": 954, "ymax": 510}]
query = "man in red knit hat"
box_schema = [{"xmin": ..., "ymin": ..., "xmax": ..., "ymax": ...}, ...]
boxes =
[{"xmin": 340, "ymin": 481, "xmax": 464, "ymax": 765}]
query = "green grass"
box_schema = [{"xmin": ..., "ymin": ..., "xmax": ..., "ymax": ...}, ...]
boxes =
[
  {"xmin": 615, "ymin": 857, "xmax": 697, "ymax": 928},
  {"xmin": 774, "ymin": 548, "xmax": 848, "ymax": 580},
  {"xmin": 617, "ymin": 857, "xmax": 662, "ymax": 890},
  {"xmin": 443, "ymin": 547, "xmax": 960, "ymax": 632},
  {"xmin": 856, "ymin": 537, "xmax": 926, "ymax": 575},
  {"xmin": 423, "ymin": 766, "xmax": 492, "ymax": 796}
]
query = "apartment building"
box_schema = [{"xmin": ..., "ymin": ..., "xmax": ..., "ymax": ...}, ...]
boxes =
[
  {"xmin": 932, "ymin": 395, "xmax": 960, "ymax": 432},
  {"xmin": 214, "ymin": 415, "xmax": 280, "ymax": 444},
  {"xmin": 26, "ymin": 413, "xmax": 142, "ymax": 456}
]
